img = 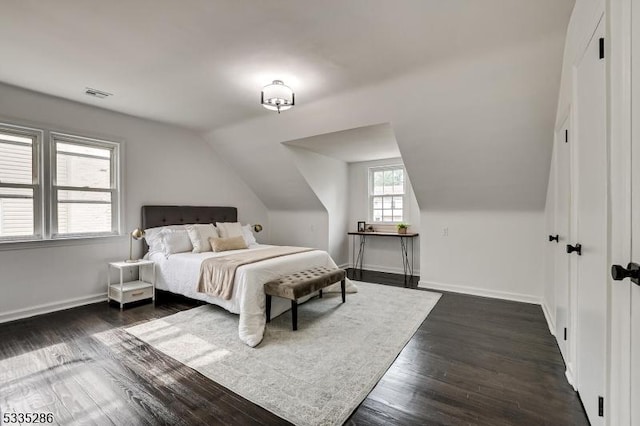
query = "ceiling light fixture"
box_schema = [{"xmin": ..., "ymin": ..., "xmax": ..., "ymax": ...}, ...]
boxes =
[{"xmin": 261, "ymin": 80, "xmax": 294, "ymax": 113}]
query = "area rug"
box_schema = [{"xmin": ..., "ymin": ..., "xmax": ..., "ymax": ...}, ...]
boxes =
[{"xmin": 126, "ymin": 282, "xmax": 441, "ymax": 426}]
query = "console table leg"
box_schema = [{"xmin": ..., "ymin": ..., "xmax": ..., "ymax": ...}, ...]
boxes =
[
  {"xmin": 400, "ymin": 237, "xmax": 410, "ymax": 287},
  {"xmin": 355, "ymin": 234, "xmax": 366, "ymax": 279}
]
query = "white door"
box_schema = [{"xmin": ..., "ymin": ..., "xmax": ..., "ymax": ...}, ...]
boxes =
[
  {"xmin": 555, "ymin": 115, "xmax": 571, "ymax": 365},
  {"xmin": 545, "ymin": 146, "xmax": 556, "ymax": 331},
  {"xmin": 630, "ymin": 0, "xmax": 640, "ymax": 421},
  {"xmin": 573, "ymin": 17, "xmax": 607, "ymax": 425}
]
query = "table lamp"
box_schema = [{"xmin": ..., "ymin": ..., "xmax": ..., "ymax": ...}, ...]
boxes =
[{"xmin": 125, "ymin": 228, "xmax": 145, "ymax": 263}]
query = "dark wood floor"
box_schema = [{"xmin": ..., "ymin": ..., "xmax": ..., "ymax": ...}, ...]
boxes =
[{"xmin": 0, "ymin": 270, "xmax": 588, "ymax": 425}]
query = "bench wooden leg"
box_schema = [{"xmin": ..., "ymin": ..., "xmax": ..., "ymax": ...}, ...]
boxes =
[
  {"xmin": 291, "ymin": 300, "xmax": 298, "ymax": 331},
  {"xmin": 266, "ymin": 294, "xmax": 272, "ymax": 323},
  {"xmin": 341, "ymin": 279, "xmax": 346, "ymax": 303},
  {"xmin": 319, "ymin": 289, "xmax": 323, "ymax": 298}
]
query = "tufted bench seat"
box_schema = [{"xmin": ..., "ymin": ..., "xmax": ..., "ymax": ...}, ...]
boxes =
[{"xmin": 264, "ymin": 266, "xmax": 346, "ymax": 331}]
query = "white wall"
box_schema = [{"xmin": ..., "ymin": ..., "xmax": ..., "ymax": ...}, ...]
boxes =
[
  {"xmin": 419, "ymin": 210, "xmax": 545, "ymax": 304},
  {"xmin": 348, "ymin": 158, "xmax": 421, "ymax": 274},
  {"xmin": 0, "ymin": 82, "xmax": 268, "ymax": 322},
  {"xmin": 267, "ymin": 210, "xmax": 328, "ymax": 253},
  {"xmin": 286, "ymin": 146, "xmax": 349, "ymax": 265}
]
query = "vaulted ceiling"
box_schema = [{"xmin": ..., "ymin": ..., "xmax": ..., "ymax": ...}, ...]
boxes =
[{"xmin": 0, "ymin": 0, "xmax": 575, "ymax": 211}]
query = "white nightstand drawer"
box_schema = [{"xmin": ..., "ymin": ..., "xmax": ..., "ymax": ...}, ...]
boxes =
[{"xmin": 109, "ymin": 281, "xmax": 153, "ymax": 304}]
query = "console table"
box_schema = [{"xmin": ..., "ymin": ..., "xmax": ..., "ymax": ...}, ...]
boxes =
[{"xmin": 347, "ymin": 231, "xmax": 418, "ymax": 286}]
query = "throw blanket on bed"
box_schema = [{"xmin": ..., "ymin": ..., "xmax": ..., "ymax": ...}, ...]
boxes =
[{"xmin": 197, "ymin": 246, "xmax": 315, "ymax": 300}]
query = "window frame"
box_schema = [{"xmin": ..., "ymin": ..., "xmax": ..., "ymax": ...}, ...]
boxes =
[
  {"xmin": 0, "ymin": 123, "xmax": 43, "ymax": 242},
  {"xmin": 368, "ymin": 164, "xmax": 406, "ymax": 225},
  {"xmin": 50, "ymin": 132, "xmax": 121, "ymax": 239},
  {"xmin": 0, "ymin": 120, "xmax": 123, "ymax": 247}
]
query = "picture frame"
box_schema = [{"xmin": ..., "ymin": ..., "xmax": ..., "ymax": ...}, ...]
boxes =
[{"xmin": 357, "ymin": 221, "xmax": 366, "ymax": 232}]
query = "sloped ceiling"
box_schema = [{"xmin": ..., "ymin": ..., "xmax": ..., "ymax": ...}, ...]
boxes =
[
  {"xmin": 284, "ymin": 124, "xmax": 399, "ymax": 163},
  {"xmin": 0, "ymin": 0, "xmax": 574, "ymax": 211}
]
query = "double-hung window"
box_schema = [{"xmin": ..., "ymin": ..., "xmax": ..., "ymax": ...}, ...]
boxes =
[
  {"xmin": 0, "ymin": 123, "xmax": 120, "ymax": 244},
  {"xmin": 369, "ymin": 165, "xmax": 405, "ymax": 223},
  {"xmin": 52, "ymin": 133, "xmax": 119, "ymax": 237},
  {"xmin": 0, "ymin": 125, "xmax": 41, "ymax": 240}
]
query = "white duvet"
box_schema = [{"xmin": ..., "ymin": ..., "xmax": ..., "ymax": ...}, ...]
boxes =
[{"xmin": 145, "ymin": 245, "xmax": 355, "ymax": 347}]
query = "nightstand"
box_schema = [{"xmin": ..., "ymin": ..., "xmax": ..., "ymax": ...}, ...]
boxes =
[{"xmin": 107, "ymin": 260, "xmax": 156, "ymax": 310}]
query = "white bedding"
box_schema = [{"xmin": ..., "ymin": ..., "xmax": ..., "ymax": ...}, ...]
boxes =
[{"xmin": 145, "ymin": 244, "xmax": 355, "ymax": 347}]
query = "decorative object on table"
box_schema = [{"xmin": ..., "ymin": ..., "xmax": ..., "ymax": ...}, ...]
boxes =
[
  {"xmin": 252, "ymin": 223, "xmax": 263, "ymax": 233},
  {"xmin": 366, "ymin": 225, "xmax": 375, "ymax": 232},
  {"xmin": 126, "ymin": 228, "xmax": 145, "ymax": 263},
  {"xmin": 261, "ymin": 80, "xmax": 294, "ymax": 113},
  {"xmin": 397, "ymin": 223, "xmax": 409, "ymax": 234},
  {"xmin": 357, "ymin": 221, "xmax": 366, "ymax": 232}
]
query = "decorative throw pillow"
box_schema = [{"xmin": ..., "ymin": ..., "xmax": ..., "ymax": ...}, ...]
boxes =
[
  {"xmin": 161, "ymin": 229, "xmax": 193, "ymax": 256},
  {"xmin": 209, "ymin": 236, "xmax": 248, "ymax": 252},
  {"xmin": 216, "ymin": 222, "xmax": 243, "ymax": 239},
  {"xmin": 186, "ymin": 224, "xmax": 218, "ymax": 253},
  {"xmin": 241, "ymin": 224, "xmax": 257, "ymax": 246},
  {"xmin": 144, "ymin": 225, "xmax": 185, "ymax": 254}
]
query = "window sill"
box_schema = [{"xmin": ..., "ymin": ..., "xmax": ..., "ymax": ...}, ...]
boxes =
[{"xmin": 0, "ymin": 234, "xmax": 125, "ymax": 252}]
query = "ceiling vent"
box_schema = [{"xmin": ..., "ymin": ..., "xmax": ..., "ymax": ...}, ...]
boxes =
[{"xmin": 84, "ymin": 87, "xmax": 112, "ymax": 99}]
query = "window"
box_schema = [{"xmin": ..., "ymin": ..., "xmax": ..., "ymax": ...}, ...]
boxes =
[
  {"xmin": 52, "ymin": 133, "xmax": 119, "ymax": 237},
  {"xmin": 0, "ymin": 123, "xmax": 120, "ymax": 244},
  {"xmin": 369, "ymin": 165, "xmax": 405, "ymax": 223},
  {"xmin": 0, "ymin": 125, "xmax": 41, "ymax": 240}
]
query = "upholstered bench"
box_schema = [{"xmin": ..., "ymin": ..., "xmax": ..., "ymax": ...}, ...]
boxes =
[{"xmin": 264, "ymin": 266, "xmax": 346, "ymax": 331}]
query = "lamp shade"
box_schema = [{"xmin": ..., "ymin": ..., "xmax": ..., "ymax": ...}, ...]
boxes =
[
  {"xmin": 131, "ymin": 228, "xmax": 145, "ymax": 240},
  {"xmin": 261, "ymin": 80, "xmax": 294, "ymax": 113}
]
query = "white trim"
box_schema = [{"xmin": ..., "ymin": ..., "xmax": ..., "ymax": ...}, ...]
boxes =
[
  {"xmin": 541, "ymin": 300, "xmax": 556, "ymax": 336},
  {"xmin": 0, "ymin": 233, "xmax": 126, "ymax": 251},
  {"xmin": 417, "ymin": 280, "xmax": 541, "ymax": 305},
  {"xmin": 0, "ymin": 292, "xmax": 107, "ymax": 324},
  {"xmin": 607, "ymin": 0, "xmax": 633, "ymax": 423},
  {"xmin": 566, "ymin": 362, "xmax": 577, "ymax": 391}
]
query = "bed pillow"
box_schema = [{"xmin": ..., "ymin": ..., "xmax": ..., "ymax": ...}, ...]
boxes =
[
  {"xmin": 209, "ymin": 236, "xmax": 248, "ymax": 252},
  {"xmin": 185, "ymin": 224, "xmax": 218, "ymax": 253},
  {"xmin": 216, "ymin": 222, "xmax": 243, "ymax": 239},
  {"xmin": 144, "ymin": 225, "xmax": 185, "ymax": 254},
  {"xmin": 161, "ymin": 229, "xmax": 193, "ymax": 256},
  {"xmin": 241, "ymin": 224, "xmax": 257, "ymax": 246}
]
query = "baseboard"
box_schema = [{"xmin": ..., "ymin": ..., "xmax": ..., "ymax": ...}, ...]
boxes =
[
  {"xmin": 0, "ymin": 292, "xmax": 107, "ymax": 324},
  {"xmin": 541, "ymin": 301, "xmax": 556, "ymax": 336},
  {"xmin": 565, "ymin": 363, "xmax": 577, "ymax": 390},
  {"xmin": 347, "ymin": 263, "xmax": 420, "ymax": 276},
  {"xmin": 417, "ymin": 280, "xmax": 542, "ymax": 305}
]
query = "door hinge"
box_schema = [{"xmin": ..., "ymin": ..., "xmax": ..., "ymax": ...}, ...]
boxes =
[
  {"xmin": 599, "ymin": 38, "xmax": 605, "ymax": 59},
  {"xmin": 598, "ymin": 396, "xmax": 604, "ymax": 417},
  {"xmin": 565, "ymin": 129, "xmax": 568, "ymax": 143},
  {"xmin": 564, "ymin": 328, "xmax": 567, "ymax": 340}
]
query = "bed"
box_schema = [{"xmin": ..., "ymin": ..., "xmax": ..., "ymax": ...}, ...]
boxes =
[{"xmin": 141, "ymin": 206, "xmax": 354, "ymax": 347}]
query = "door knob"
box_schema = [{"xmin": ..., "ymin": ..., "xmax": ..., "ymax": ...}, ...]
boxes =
[
  {"xmin": 566, "ymin": 244, "xmax": 582, "ymax": 255},
  {"xmin": 548, "ymin": 235, "xmax": 559, "ymax": 243},
  {"xmin": 611, "ymin": 262, "xmax": 640, "ymax": 285}
]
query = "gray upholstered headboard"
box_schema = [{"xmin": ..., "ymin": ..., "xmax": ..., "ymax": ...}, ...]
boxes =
[{"xmin": 141, "ymin": 205, "xmax": 237, "ymax": 252}]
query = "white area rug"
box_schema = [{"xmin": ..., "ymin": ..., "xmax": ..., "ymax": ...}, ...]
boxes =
[{"xmin": 126, "ymin": 282, "xmax": 441, "ymax": 426}]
